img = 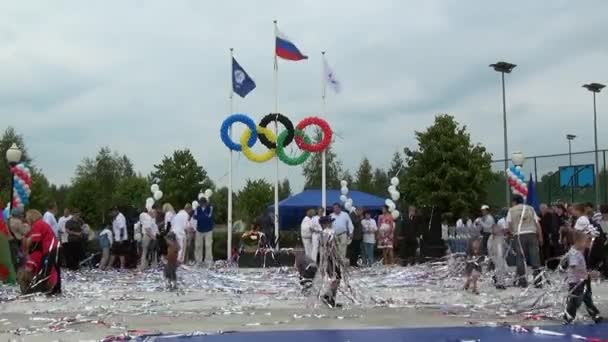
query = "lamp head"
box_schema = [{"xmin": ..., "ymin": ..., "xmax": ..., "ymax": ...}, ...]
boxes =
[
  {"xmin": 582, "ymin": 83, "xmax": 605, "ymax": 93},
  {"xmin": 511, "ymin": 151, "xmax": 525, "ymax": 166},
  {"xmin": 566, "ymin": 134, "xmax": 577, "ymax": 141},
  {"xmin": 490, "ymin": 61, "xmax": 517, "ymax": 73},
  {"xmin": 5, "ymin": 143, "xmax": 22, "ymax": 165}
]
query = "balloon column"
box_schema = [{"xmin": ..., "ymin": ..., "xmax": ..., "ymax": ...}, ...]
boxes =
[
  {"xmin": 10, "ymin": 163, "xmax": 32, "ymax": 209},
  {"xmin": 220, "ymin": 113, "xmax": 332, "ymax": 166},
  {"xmin": 506, "ymin": 165, "xmax": 528, "ymax": 198},
  {"xmin": 339, "ymin": 180, "xmax": 355, "ymax": 213},
  {"xmin": 146, "ymin": 184, "xmax": 164, "ymax": 211},
  {"xmin": 385, "ymin": 177, "xmax": 401, "ymax": 219}
]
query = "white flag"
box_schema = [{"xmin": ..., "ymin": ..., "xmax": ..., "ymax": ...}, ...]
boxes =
[{"xmin": 323, "ymin": 56, "xmax": 341, "ymax": 93}]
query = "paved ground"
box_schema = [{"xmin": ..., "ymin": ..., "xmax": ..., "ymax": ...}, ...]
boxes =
[{"xmin": 1, "ymin": 262, "xmax": 606, "ymax": 342}]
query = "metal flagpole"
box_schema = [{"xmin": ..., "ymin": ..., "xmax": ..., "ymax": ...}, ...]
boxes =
[
  {"xmin": 273, "ymin": 20, "xmax": 280, "ymax": 248},
  {"xmin": 227, "ymin": 48, "xmax": 234, "ymax": 260},
  {"xmin": 321, "ymin": 51, "xmax": 327, "ymax": 214}
]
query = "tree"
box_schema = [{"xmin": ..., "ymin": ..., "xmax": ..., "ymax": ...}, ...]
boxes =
[
  {"xmin": 403, "ymin": 114, "xmax": 493, "ymax": 218},
  {"xmin": 237, "ymin": 179, "xmax": 273, "ymax": 222},
  {"xmin": 150, "ymin": 149, "xmax": 214, "ymax": 208},
  {"xmin": 372, "ymin": 168, "xmax": 389, "ymax": 196},
  {"xmin": 209, "ymin": 186, "xmax": 235, "ymax": 224},
  {"xmin": 68, "ymin": 147, "xmax": 140, "ymax": 224},
  {"xmin": 342, "ymin": 170, "xmax": 354, "ymax": 188},
  {"xmin": 354, "ymin": 157, "xmax": 374, "ymax": 193},
  {"xmin": 279, "ymin": 178, "xmax": 292, "ymax": 200},
  {"xmin": 302, "ymin": 130, "xmax": 342, "ymax": 189}
]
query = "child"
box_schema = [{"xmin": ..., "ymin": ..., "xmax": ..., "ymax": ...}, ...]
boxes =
[
  {"xmin": 294, "ymin": 250, "xmax": 318, "ymax": 295},
  {"xmin": 487, "ymin": 217, "xmax": 507, "ymax": 290},
  {"xmin": 361, "ymin": 210, "xmax": 378, "ymax": 266},
  {"xmin": 318, "ymin": 215, "xmax": 344, "ymax": 308},
  {"xmin": 164, "ymin": 231, "xmax": 180, "ymax": 290},
  {"xmin": 98, "ymin": 226, "xmax": 113, "ymax": 270},
  {"xmin": 563, "ymin": 231, "xmax": 602, "ymax": 324},
  {"xmin": 464, "ymin": 237, "xmax": 484, "ymax": 295}
]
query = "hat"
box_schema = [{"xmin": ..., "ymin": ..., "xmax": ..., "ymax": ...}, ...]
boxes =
[
  {"xmin": 318, "ymin": 215, "xmax": 334, "ymax": 225},
  {"xmin": 481, "ymin": 205, "xmax": 490, "ymax": 211}
]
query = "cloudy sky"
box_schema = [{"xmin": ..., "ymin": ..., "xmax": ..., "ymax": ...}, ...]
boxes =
[{"xmin": 1, "ymin": 1, "xmax": 607, "ymax": 191}]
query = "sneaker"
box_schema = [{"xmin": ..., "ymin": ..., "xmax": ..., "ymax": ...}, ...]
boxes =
[
  {"xmin": 496, "ymin": 285, "xmax": 506, "ymax": 290},
  {"xmin": 592, "ymin": 315, "xmax": 603, "ymax": 324},
  {"xmin": 321, "ymin": 296, "xmax": 334, "ymax": 308},
  {"xmin": 563, "ymin": 313, "xmax": 574, "ymax": 324}
]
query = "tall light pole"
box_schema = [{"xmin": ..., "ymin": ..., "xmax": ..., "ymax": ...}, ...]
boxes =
[
  {"xmin": 567, "ymin": 134, "xmax": 576, "ymax": 203},
  {"xmin": 5, "ymin": 143, "xmax": 23, "ymax": 210},
  {"xmin": 583, "ymin": 83, "xmax": 605, "ymax": 207},
  {"xmin": 490, "ymin": 61, "xmax": 517, "ymax": 206}
]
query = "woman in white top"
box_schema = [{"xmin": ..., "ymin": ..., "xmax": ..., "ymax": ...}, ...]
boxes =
[
  {"xmin": 163, "ymin": 203, "xmax": 176, "ymax": 231},
  {"xmin": 361, "ymin": 210, "xmax": 378, "ymax": 266}
]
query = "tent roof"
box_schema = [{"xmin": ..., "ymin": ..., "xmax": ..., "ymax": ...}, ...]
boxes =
[{"xmin": 269, "ymin": 189, "xmax": 386, "ymax": 210}]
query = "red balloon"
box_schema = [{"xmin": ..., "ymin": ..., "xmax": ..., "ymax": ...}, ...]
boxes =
[{"xmin": 294, "ymin": 117, "xmax": 333, "ymax": 153}]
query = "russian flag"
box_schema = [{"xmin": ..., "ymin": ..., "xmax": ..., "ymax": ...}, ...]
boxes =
[{"xmin": 275, "ymin": 28, "xmax": 308, "ymax": 61}]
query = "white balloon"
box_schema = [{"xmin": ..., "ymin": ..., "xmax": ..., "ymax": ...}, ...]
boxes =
[
  {"xmin": 151, "ymin": 184, "xmax": 160, "ymax": 194},
  {"xmin": 390, "ymin": 177, "xmax": 400, "ymax": 186},
  {"xmin": 391, "ymin": 192, "xmax": 400, "ymax": 201},
  {"xmin": 340, "ymin": 180, "xmax": 348, "ymax": 187},
  {"xmin": 346, "ymin": 198, "xmax": 353, "ymax": 205},
  {"xmin": 153, "ymin": 190, "xmax": 163, "ymax": 201},
  {"xmin": 192, "ymin": 201, "xmax": 199, "ymax": 210},
  {"xmin": 146, "ymin": 203, "xmax": 153, "ymax": 211},
  {"xmin": 204, "ymin": 189, "xmax": 213, "ymax": 198},
  {"xmin": 340, "ymin": 187, "xmax": 349, "ymax": 195},
  {"xmin": 385, "ymin": 199, "xmax": 394, "ymax": 207},
  {"xmin": 198, "ymin": 192, "xmax": 205, "ymax": 200},
  {"xmin": 349, "ymin": 206, "xmax": 356, "ymax": 213},
  {"xmin": 391, "ymin": 210, "xmax": 400, "ymax": 219},
  {"xmin": 339, "ymin": 195, "xmax": 347, "ymax": 202},
  {"xmin": 388, "ymin": 185, "xmax": 396, "ymax": 193},
  {"xmin": 345, "ymin": 202, "xmax": 352, "ymax": 210}
]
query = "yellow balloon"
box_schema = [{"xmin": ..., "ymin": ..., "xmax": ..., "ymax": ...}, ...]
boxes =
[{"xmin": 240, "ymin": 126, "xmax": 276, "ymax": 163}]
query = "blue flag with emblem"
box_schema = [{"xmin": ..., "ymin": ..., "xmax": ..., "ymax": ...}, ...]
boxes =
[
  {"xmin": 232, "ymin": 57, "xmax": 256, "ymax": 98},
  {"xmin": 527, "ymin": 173, "xmax": 540, "ymax": 214}
]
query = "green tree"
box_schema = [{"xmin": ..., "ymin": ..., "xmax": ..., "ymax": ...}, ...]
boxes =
[
  {"xmin": 354, "ymin": 157, "xmax": 374, "ymax": 193},
  {"xmin": 302, "ymin": 130, "xmax": 342, "ymax": 189},
  {"xmin": 372, "ymin": 168, "xmax": 389, "ymax": 196},
  {"xmin": 388, "ymin": 151, "xmax": 407, "ymax": 186},
  {"xmin": 113, "ymin": 175, "xmax": 149, "ymax": 208},
  {"xmin": 403, "ymin": 114, "xmax": 493, "ymax": 218},
  {"xmin": 68, "ymin": 147, "xmax": 138, "ymax": 224},
  {"xmin": 342, "ymin": 170, "xmax": 354, "ymax": 188},
  {"xmin": 150, "ymin": 149, "xmax": 214, "ymax": 208},
  {"xmin": 237, "ymin": 179, "xmax": 273, "ymax": 222},
  {"xmin": 209, "ymin": 186, "xmax": 235, "ymax": 224},
  {"xmin": 279, "ymin": 178, "xmax": 292, "ymax": 200}
]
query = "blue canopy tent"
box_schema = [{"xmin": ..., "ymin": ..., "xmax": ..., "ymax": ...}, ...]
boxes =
[{"xmin": 268, "ymin": 189, "xmax": 386, "ymax": 230}]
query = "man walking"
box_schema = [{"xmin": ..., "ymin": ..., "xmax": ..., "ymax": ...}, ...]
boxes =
[
  {"xmin": 507, "ymin": 195, "xmax": 543, "ymax": 288},
  {"xmin": 347, "ymin": 207, "xmax": 364, "ymax": 267},
  {"xmin": 109, "ymin": 207, "xmax": 128, "ymax": 270},
  {"xmin": 195, "ymin": 198, "xmax": 214, "ymax": 266},
  {"xmin": 478, "ymin": 205, "xmax": 495, "ymax": 255},
  {"xmin": 330, "ymin": 203, "xmax": 353, "ymax": 264}
]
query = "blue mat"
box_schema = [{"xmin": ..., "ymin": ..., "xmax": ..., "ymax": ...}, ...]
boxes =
[{"xmin": 142, "ymin": 324, "xmax": 608, "ymax": 342}]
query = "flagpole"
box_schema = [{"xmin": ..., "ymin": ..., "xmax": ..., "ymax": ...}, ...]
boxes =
[
  {"xmin": 273, "ymin": 20, "xmax": 280, "ymax": 248},
  {"xmin": 227, "ymin": 48, "xmax": 234, "ymax": 261},
  {"xmin": 321, "ymin": 51, "xmax": 327, "ymax": 215}
]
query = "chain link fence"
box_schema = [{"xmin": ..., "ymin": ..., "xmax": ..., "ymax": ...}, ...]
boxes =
[{"xmin": 488, "ymin": 149, "xmax": 608, "ymax": 209}]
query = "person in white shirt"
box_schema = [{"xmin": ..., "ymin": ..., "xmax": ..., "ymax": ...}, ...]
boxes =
[
  {"xmin": 139, "ymin": 208, "xmax": 158, "ymax": 270},
  {"xmin": 109, "ymin": 207, "xmax": 128, "ymax": 270},
  {"xmin": 163, "ymin": 203, "xmax": 176, "ymax": 232},
  {"xmin": 507, "ymin": 195, "xmax": 543, "ymax": 288},
  {"xmin": 171, "ymin": 204, "xmax": 193, "ymax": 264},
  {"xmin": 361, "ymin": 210, "xmax": 378, "ymax": 266},
  {"xmin": 308, "ymin": 207, "xmax": 324, "ymax": 263},
  {"xmin": 57, "ymin": 208, "xmax": 72, "ymax": 244},
  {"xmin": 477, "ymin": 205, "xmax": 495, "ymax": 254},
  {"xmin": 300, "ymin": 209, "xmax": 316, "ymax": 259},
  {"xmin": 98, "ymin": 226, "xmax": 113, "ymax": 270},
  {"xmin": 330, "ymin": 203, "xmax": 354, "ymax": 264},
  {"xmin": 43, "ymin": 202, "xmax": 59, "ymax": 239}
]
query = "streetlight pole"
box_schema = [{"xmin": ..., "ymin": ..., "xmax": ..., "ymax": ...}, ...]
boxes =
[
  {"xmin": 567, "ymin": 134, "xmax": 576, "ymax": 203},
  {"xmin": 490, "ymin": 61, "xmax": 517, "ymax": 206},
  {"xmin": 5, "ymin": 143, "xmax": 23, "ymax": 211},
  {"xmin": 583, "ymin": 83, "xmax": 605, "ymax": 207}
]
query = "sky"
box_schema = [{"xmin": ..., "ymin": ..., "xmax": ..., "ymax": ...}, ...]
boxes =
[{"xmin": 1, "ymin": 0, "xmax": 607, "ymax": 192}]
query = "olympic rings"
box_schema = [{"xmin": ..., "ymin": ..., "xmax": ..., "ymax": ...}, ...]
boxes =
[
  {"xmin": 220, "ymin": 114, "xmax": 257, "ymax": 151},
  {"xmin": 258, "ymin": 113, "xmax": 294, "ymax": 149},
  {"xmin": 295, "ymin": 116, "xmax": 332, "ymax": 153},
  {"xmin": 276, "ymin": 129, "xmax": 311, "ymax": 166},
  {"xmin": 241, "ymin": 126, "xmax": 277, "ymax": 163},
  {"xmin": 220, "ymin": 113, "xmax": 333, "ymax": 166}
]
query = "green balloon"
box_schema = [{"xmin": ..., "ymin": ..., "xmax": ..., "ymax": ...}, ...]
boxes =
[{"xmin": 276, "ymin": 129, "xmax": 311, "ymax": 166}]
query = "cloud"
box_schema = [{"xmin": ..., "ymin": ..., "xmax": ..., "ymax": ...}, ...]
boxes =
[{"xmin": 0, "ymin": 0, "xmax": 607, "ymax": 195}]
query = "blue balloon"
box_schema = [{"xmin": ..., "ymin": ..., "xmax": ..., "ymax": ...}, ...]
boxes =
[
  {"xmin": 220, "ymin": 114, "xmax": 258, "ymax": 151},
  {"xmin": 2, "ymin": 207, "xmax": 8, "ymax": 222}
]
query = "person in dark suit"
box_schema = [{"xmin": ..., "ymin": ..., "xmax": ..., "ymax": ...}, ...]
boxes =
[{"xmin": 399, "ymin": 206, "xmax": 422, "ymax": 266}]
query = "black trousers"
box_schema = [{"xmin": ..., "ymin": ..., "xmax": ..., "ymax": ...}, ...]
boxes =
[
  {"xmin": 400, "ymin": 240, "xmax": 418, "ymax": 265},
  {"xmin": 566, "ymin": 278, "xmax": 600, "ymax": 319},
  {"xmin": 64, "ymin": 240, "xmax": 84, "ymax": 270},
  {"xmin": 347, "ymin": 239, "xmax": 362, "ymax": 266}
]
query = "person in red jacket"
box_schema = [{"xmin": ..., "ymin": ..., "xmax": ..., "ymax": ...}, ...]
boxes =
[{"xmin": 19, "ymin": 209, "xmax": 61, "ymax": 295}]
